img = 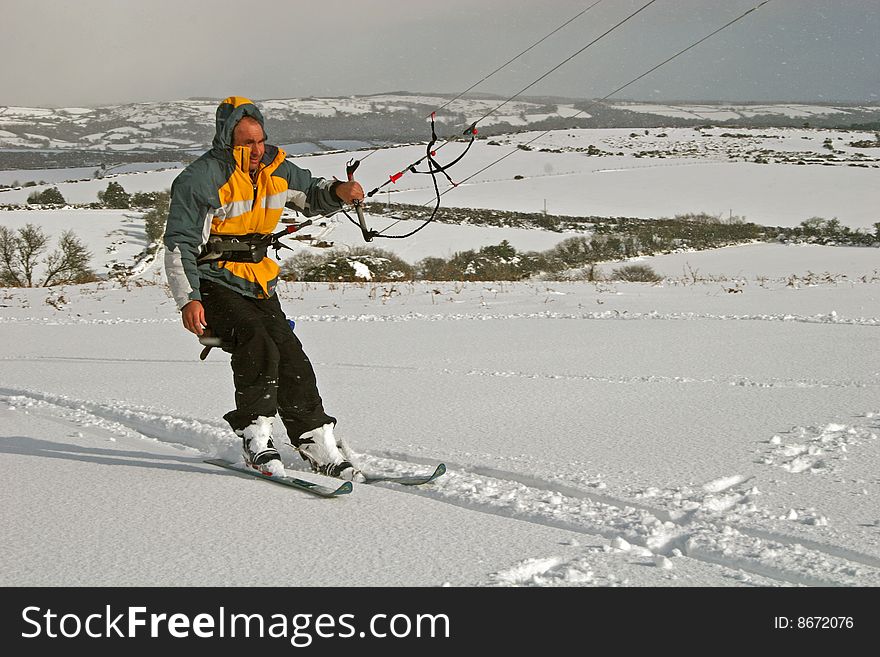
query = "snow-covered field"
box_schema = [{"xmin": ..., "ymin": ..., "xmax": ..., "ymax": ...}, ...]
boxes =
[
  {"xmin": 1, "ymin": 129, "xmax": 878, "ymax": 589},
  {"xmin": 613, "ymin": 102, "xmax": 859, "ymax": 121},
  {"xmin": 4, "ymin": 125, "xmax": 877, "ymax": 231},
  {"xmin": 2, "ymin": 258, "xmax": 879, "ymax": 588}
]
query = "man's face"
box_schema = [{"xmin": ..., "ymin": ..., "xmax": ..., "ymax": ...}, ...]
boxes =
[{"xmin": 232, "ymin": 118, "xmax": 266, "ymax": 172}]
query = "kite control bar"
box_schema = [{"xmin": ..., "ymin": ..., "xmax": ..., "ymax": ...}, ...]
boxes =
[{"xmin": 346, "ymin": 159, "xmax": 373, "ymax": 242}]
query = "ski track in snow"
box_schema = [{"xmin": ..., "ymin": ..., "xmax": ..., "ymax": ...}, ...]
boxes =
[
  {"xmin": 3, "ymin": 356, "xmax": 876, "ymax": 391},
  {"xmin": 1, "ymin": 309, "xmax": 878, "ymax": 326},
  {"xmin": 450, "ymin": 368, "xmax": 879, "ymax": 390},
  {"xmin": 3, "ymin": 385, "xmax": 880, "ymax": 588}
]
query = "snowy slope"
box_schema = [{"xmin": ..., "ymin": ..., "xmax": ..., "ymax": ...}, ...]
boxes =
[
  {"xmin": 1, "ymin": 126, "xmax": 878, "ymax": 588},
  {"xmin": 1, "ymin": 256, "xmax": 879, "ymax": 587},
  {"xmin": 3, "ymin": 124, "xmax": 878, "ymax": 235},
  {"xmin": 0, "ymin": 95, "xmax": 588, "ymax": 151}
]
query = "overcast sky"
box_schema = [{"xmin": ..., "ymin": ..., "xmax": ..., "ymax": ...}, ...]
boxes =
[{"xmin": 1, "ymin": 0, "xmax": 877, "ymax": 108}]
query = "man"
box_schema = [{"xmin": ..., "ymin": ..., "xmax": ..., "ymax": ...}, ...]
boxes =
[{"xmin": 164, "ymin": 96, "xmax": 363, "ymax": 481}]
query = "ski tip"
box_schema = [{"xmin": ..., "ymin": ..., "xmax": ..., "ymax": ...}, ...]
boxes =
[
  {"xmin": 362, "ymin": 462, "xmax": 448, "ymax": 485},
  {"xmin": 335, "ymin": 481, "xmax": 354, "ymax": 495}
]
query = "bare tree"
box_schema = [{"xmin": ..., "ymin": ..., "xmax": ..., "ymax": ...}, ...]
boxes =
[
  {"xmin": 42, "ymin": 230, "xmax": 94, "ymax": 286},
  {"xmin": 0, "ymin": 224, "xmax": 50, "ymax": 287},
  {"xmin": 0, "ymin": 224, "xmax": 93, "ymax": 287},
  {"xmin": 0, "ymin": 226, "xmax": 24, "ymax": 286},
  {"xmin": 18, "ymin": 224, "xmax": 51, "ymax": 286}
]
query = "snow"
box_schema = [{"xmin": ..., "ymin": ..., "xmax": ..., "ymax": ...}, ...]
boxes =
[
  {"xmin": 292, "ymin": 127, "xmax": 880, "ymax": 228},
  {"xmin": 3, "ymin": 124, "xmax": 877, "ymax": 229},
  {"xmin": 0, "ymin": 169, "xmax": 180, "ymax": 203},
  {"xmin": 604, "ymin": 242, "xmax": 880, "ymax": 281},
  {"xmin": 0, "ymin": 209, "xmax": 151, "ymax": 278},
  {"xmin": 349, "ymin": 260, "xmax": 373, "ymax": 280},
  {"xmin": 614, "ymin": 102, "xmax": 853, "ymax": 120},
  {"xmin": 1, "ymin": 128, "xmax": 879, "ymax": 589},
  {"xmin": 1, "ymin": 254, "xmax": 879, "ymax": 587},
  {"xmin": 0, "ymin": 166, "xmax": 101, "ymax": 185}
]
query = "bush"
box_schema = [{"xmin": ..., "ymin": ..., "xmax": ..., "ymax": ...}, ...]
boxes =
[
  {"xmin": 439, "ymin": 240, "xmax": 546, "ymax": 281},
  {"xmin": 142, "ymin": 191, "xmax": 170, "ymax": 243},
  {"xmin": 610, "ymin": 263, "xmax": 663, "ymax": 282},
  {"xmin": 418, "ymin": 241, "xmax": 557, "ymax": 281},
  {"xmin": 279, "ymin": 251, "xmax": 328, "ymax": 281},
  {"xmin": 416, "ymin": 256, "xmax": 457, "ymax": 281},
  {"xmin": 774, "ymin": 216, "xmax": 877, "ymax": 246},
  {"xmin": 26, "ymin": 187, "xmax": 66, "ymax": 205},
  {"xmin": 547, "ymin": 236, "xmax": 593, "ymax": 268},
  {"xmin": 130, "ymin": 191, "xmax": 161, "ymax": 208},
  {"xmin": 282, "ymin": 247, "xmax": 414, "ymax": 282},
  {"xmin": 99, "ymin": 181, "xmax": 130, "ymax": 209}
]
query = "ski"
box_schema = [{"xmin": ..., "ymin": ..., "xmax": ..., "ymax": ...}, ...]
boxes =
[
  {"xmin": 362, "ymin": 463, "xmax": 447, "ymax": 486},
  {"xmin": 204, "ymin": 458, "xmax": 352, "ymax": 497}
]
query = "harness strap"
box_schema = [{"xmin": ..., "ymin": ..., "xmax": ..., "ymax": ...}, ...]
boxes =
[{"xmin": 197, "ymin": 233, "xmax": 272, "ymax": 264}]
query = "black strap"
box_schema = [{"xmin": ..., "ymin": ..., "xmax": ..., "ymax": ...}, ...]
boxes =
[{"xmin": 197, "ymin": 233, "xmax": 272, "ymax": 264}]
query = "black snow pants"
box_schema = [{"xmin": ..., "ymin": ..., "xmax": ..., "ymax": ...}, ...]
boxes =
[{"xmin": 199, "ymin": 278, "xmax": 335, "ymax": 441}]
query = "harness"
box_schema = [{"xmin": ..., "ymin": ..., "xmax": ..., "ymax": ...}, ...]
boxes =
[
  {"xmin": 197, "ymin": 222, "xmax": 312, "ymax": 264},
  {"xmin": 197, "ymin": 233, "xmax": 273, "ymax": 264}
]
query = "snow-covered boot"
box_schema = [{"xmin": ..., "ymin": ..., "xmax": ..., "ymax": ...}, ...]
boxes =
[
  {"xmin": 292, "ymin": 422, "xmax": 364, "ymax": 482},
  {"xmin": 237, "ymin": 416, "xmax": 284, "ymax": 477}
]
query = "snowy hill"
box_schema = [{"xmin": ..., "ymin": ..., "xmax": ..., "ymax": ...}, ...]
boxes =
[
  {"xmin": 3, "ymin": 122, "xmax": 878, "ymax": 238},
  {"xmin": 1, "ymin": 95, "xmax": 877, "ymax": 166},
  {"xmin": 0, "ymin": 94, "xmax": 591, "ymax": 156}
]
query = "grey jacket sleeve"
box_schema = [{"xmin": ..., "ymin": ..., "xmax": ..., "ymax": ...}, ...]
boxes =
[
  {"xmin": 279, "ymin": 160, "xmax": 344, "ymax": 217},
  {"xmin": 163, "ymin": 169, "xmax": 213, "ymax": 309}
]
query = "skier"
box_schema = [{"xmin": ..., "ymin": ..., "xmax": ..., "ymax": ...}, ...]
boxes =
[{"xmin": 163, "ymin": 96, "xmax": 364, "ymax": 481}]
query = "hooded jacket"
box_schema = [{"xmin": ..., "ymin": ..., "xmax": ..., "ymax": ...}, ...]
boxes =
[{"xmin": 163, "ymin": 96, "xmax": 342, "ymax": 309}]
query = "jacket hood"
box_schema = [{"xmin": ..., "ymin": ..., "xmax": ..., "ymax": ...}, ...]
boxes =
[{"xmin": 211, "ymin": 96, "xmax": 266, "ymax": 156}]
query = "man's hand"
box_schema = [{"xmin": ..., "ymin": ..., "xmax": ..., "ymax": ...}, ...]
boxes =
[
  {"xmin": 181, "ymin": 300, "xmax": 207, "ymax": 336},
  {"xmin": 334, "ymin": 180, "xmax": 364, "ymax": 205}
]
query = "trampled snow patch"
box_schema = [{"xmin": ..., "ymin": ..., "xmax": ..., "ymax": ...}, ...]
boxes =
[
  {"xmin": 702, "ymin": 474, "xmax": 748, "ymax": 493},
  {"xmin": 761, "ymin": 418, "xmax": 879, "ymax": 475},
  {"xmin": 487, "ymin": 557, "xmax": 565, "ymax": 586}
]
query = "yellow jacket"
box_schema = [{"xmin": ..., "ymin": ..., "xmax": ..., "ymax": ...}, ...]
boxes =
[{"xmin": 164, "ymin": 96, "xmax": 342, "ymax": 308}]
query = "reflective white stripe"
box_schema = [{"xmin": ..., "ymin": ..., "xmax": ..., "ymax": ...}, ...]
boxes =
[
  {"xmin": 219, "ymin": 199, "xmax": 253, "ymax": 220},
  {"xmin": 218, "ymin": 193, "xmax": 285, "ymax": 218},
  {"xmin": 286, "ymin": 189, "xmax": 307, "ymax": 211},
  {"xmin": 265, "ymin": 191, "xmax": 287, "ymax": 210},
  {"xmin": 164, "ymin": 246, "xmax": 194, "ymax": 310},
  {"xmin": 200, "ymin": 210, "xmax": 213, "ymax": 245},
  {"xmin": 165, "ymin": 211, "xmax": 212, "ymax": 310}
]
